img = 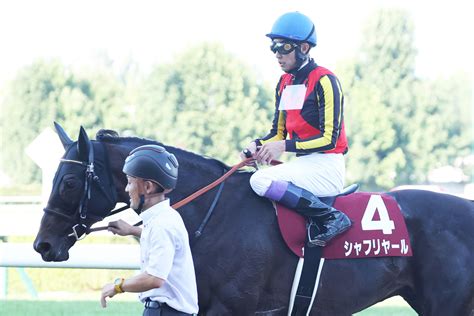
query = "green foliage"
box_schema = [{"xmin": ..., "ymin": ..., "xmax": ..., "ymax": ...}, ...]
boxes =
[
  {"xmin": 339, "ymin": 9, "xmax": 472, "ymax": 190},
  {"xmin": 1, "ymin": 60, "xmax": 68, "ymax": 184},
  {"xmin": 0, "ymin": 59, "xmax": 128, "ymax": 184},
  {"xmin": 133, "ymin": 42, "xmax": 273, "ymax": 164},
  {"xmin": 0, "ymin": 44, "xmax": 272, "ymax": 186},
  {"xmin": 407, "ymin": 73, "xmax": 472, "ymax": 181},
  {"xmin": 1, "ymin": 17, "xmax": 471, "ymax": 190}
]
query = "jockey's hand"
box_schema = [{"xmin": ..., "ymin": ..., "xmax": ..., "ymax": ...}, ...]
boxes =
[
  {"xmin": 108, "ymin": 219, "xmax": 135, "ymax": 236},
  {"xmin": 240, "ymin": 142, "xmax": 258, "ymax": 165},
  {"xmin": 256, "ymin": 141, "xmax": 285, "ymax": 165}
]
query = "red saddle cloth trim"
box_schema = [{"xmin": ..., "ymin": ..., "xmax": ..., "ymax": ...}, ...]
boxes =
[{"xmin": 275, "ymin": 192, "xmax": 412, "ymax": 259}]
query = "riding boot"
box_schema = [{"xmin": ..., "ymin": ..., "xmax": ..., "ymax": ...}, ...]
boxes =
[{"xmin": 264, "ymin": 181, "xmax": 352, "ymax": 247}]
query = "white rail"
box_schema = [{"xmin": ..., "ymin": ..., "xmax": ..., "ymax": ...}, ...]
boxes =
[
  {"xmin": 0, "ymin": 201, "xmax": 138, "ymax": 236},
  {"xmin": 0, "ymin": 196, "xmax": 42, "ymax": 204},
  {"xmin": 0, "ymin": 243, "xmax": 140, "ymax": 269}
]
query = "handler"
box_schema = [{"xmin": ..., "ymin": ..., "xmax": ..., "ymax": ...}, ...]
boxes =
[{"xmin": 100, "ymin": 145, "xmax": 198, "ymax": 316}]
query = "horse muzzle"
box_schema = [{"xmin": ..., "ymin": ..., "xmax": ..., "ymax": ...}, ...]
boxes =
[{"xmin": 33, "ymin": 237, "xmax": 71, "ymax": 262}]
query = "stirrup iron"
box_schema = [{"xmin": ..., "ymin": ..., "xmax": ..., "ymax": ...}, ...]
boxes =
[{"xmin": 306, "ymin": 218, "xmax": 326, "ymax": 247}]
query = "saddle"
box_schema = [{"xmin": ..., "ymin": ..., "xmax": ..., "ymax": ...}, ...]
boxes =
[{"xmin": 320, "ymin": 183, "xmax": 359, "ymax": 206}]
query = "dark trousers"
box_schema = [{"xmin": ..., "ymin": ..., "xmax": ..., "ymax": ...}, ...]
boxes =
[{"xmin": 143, "ymin": 299, "xmax": 194, "ymax": 316}]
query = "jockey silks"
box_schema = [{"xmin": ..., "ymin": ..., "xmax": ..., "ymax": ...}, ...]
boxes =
[{"xmin": 256, "ymin": 60, "xmax": 348, "ymax": 155}]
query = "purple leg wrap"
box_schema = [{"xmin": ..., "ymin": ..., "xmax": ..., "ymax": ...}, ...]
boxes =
[{"xmin": 264, "ymin": 180, "xmax": 289, "ymax": 201}]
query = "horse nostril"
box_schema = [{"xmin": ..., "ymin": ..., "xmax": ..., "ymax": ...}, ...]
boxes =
[{"xmin": 35, "ymin": 241, "xmax": 52, "ymax": 254}]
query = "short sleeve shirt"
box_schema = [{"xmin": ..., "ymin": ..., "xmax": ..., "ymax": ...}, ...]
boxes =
[{"xmin": 138, "ymin": 199, "xmax": 198, "ymax": 314}]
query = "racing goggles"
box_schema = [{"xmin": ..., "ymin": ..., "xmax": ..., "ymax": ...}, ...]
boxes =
[{"xmin": 270, "ymin": 41, "xmax": 299, "ymax": 55}]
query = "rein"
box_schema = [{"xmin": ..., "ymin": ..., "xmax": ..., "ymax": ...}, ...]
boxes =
[
  {"xmin": 88, "ymin": 159, "xmax": 251, "ymax": 234},
  {"xmin": 173, "ymin": 159, "xmax": 248, "ymax": 209}
]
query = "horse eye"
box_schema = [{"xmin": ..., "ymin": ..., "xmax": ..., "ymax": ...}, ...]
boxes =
[{"xmin": 64, "ymin": 178, "xmax": 78, "ymax": 189}]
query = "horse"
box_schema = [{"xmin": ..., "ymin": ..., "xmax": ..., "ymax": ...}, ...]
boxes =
[{"xmin": 33, "ymin": 123, "xmax": 474, "ymax": 316}]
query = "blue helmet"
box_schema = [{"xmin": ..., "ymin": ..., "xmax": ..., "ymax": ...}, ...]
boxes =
[{"xmin": 266, "ymin": 12, "xmax": 317, "ymax": 46}]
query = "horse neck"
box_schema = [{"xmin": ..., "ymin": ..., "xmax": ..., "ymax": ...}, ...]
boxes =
[
  {"xmin": 102, "ymin": 141, "xmax": 131, "ymax": 204},
  {"xmin": 166, "ymin": 148, "xmax": 229, "ymax": 201},
  {"xmin": 102, "ymin": 139, "xmax": 227, "ymax": 205}
]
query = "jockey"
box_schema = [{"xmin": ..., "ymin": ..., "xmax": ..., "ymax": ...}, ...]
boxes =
[{"xmin": 241, "ymin": 11, "xmax": 351, "ymax": 246}]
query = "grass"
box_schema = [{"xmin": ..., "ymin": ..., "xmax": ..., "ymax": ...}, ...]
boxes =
[
  {"xmin": 0, "ymin": 300, "xmax": 142, "ymax": 316},
  {"xmin": 0, "ymin": 300, "xmax": 416, "ymax": 316},
  {"xmin": 356, "ymin": 306, "xmax": 416, "ymax": 315}
]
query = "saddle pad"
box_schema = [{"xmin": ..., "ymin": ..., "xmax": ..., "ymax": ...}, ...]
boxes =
[{"xmin": 275, "ymin": 192, "xmax": 412, "ymax": 259}]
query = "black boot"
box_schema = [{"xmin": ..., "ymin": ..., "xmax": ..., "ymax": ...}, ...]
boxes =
[
  {"xmin": 279, "ymin": 182, "xmax": 352, "ymax": 247},
  {"xmin": 306, "ymin": 211, "xmax": 352, "ymax": 247}
]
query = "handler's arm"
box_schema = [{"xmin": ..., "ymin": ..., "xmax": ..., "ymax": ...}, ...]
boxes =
[
  {"xmin": 121, "ymin": 272, "xmax": 165, "ymax": 292},
  {"xmin": 108, "ymin": 219, "xmax": 142, "ymax": 237},
  {"xmin": 100, "ymin": 272, "xmax": 164, "ymax": 307}
]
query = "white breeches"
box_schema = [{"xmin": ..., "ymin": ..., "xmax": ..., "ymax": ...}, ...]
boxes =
[{"xmin": 249, "ymin": 153, "xmax": 345, "ymax": 197}]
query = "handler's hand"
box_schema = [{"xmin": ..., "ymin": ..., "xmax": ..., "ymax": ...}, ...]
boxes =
[
  {"xmin": 255, "ymin": 141, "xmax": 285, "ymax": 165},
  {"xmin": 108, "ymin": 219, "xmax": 134, "ymax": 236},
  {"xmin": 100, "ymin": 283, "xmax": 117, "ymax": 308}
]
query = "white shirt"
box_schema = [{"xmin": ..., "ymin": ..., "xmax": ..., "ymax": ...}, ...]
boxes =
[{"xmin": 138, "ymin": 199, "xmax": 198, "ymax": 314}]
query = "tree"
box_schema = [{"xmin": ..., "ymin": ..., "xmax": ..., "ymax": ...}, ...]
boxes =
[
  {"xmin": 339, "ymin": 9, "xmax": 472, "ymax": 190},
  {"xmin": 407, "ymin": 72, "xmax": 472, "ymax": 182},
  {"xmin": 0, "ymin": 59, "xmax": 127, "ymax": 184},
  {"xmin": 0, "ymin": 45, "xmax": 273, "ymax": 185},
  {"xmin": 339, "ymin": 9, "xmax": 417, "ymax": 189},
  {"xmin": 133, "ymin": 42, "xmax": 273, "ymax": 164}
]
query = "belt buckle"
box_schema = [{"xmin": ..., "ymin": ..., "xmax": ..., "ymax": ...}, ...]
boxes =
[{"xmin": 145, "ymin": 299, "xmax": 161, "ymax": 309}]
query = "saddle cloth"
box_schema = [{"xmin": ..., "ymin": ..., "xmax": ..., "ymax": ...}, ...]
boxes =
[{"xmin": 275, "ymin": 192, "xmax": 412, "ymax": 259}]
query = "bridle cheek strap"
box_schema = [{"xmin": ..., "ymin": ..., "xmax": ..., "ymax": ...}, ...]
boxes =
[{"xmin": 50, "ymin": 142, "xmax": 117, "ymax": 241}]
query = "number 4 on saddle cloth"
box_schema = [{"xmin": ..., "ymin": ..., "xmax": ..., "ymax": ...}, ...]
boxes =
[{"xmin": 275, "ymin": 185, "xmax": 413, "ymax": 259}]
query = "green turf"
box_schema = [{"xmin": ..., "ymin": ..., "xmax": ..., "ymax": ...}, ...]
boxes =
[
  {"xmin": 0, "ymin": 300, "xmax": 143, "ymax": 316},
  {"xmin": 355, "ymin": 306, "xmax": 417, "ymax": 315},
  {"xmin": 0, "ymin": 300, "xmax": 416, "ymax": 316}
]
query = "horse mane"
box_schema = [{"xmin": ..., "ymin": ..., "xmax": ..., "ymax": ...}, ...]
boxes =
[
  {"xmin": 96, "ymin": 129, "xmax": 119, "ymax": 138},
  {"xmin": 96, "ymin": 130, "xmax": 236, "ymax": 173}
]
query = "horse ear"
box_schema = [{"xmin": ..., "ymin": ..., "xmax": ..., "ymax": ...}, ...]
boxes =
[
  {"xmin": 54, "ymin": 121, "xmax": 73, "ymax": 149},
  {"xmin": 77, "ymin": 126, "xmax": 91, "ymax": 162}
]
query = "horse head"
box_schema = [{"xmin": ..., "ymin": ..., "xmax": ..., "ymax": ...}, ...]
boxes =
[{"xmin": 33, "ymin": 123, "xmax": 118, "ymax": 261}]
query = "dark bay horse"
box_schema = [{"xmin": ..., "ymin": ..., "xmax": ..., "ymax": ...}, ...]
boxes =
[{"xmin": 33, "ymin": 124, "xmax": 474, "ymax": 315}]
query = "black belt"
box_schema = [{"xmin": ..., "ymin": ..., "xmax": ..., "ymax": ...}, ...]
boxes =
[
  {"xmin": 145, "ymin": 299, "xmax": 163, "ymax": 309},
  {"xmin": 144, "ymin": 299, "xmax": 194, "ymax": 315}
]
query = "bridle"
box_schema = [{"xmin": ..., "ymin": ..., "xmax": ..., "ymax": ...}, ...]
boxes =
[
  {"xmin": 44, "ymin": 139, "xmax": 264, "ymax": 242},
  {"xmin": 43, "ymin": 142, "xmax": 119, "ymax": 240}
]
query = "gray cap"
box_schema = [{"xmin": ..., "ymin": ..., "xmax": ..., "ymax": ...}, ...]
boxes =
[{"xmin": 123, "ymin": 145, "xmax": 179, "ymax": 190}]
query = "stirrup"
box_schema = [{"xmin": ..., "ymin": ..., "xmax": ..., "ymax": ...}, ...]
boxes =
[
  {"xmin": 306, "ymin": 218, "xmax": 326, "ymax": 247},
  {"xmin": 308, "ymin": 216, "xmax": 353, "ymax": 248}
]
